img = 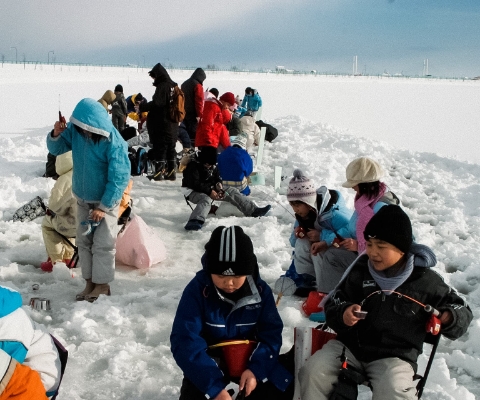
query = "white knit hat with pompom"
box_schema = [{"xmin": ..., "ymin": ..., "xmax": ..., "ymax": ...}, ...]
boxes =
[{"xmin": 286, "ymin": 169, "xmax": 317, "ymax": 209}]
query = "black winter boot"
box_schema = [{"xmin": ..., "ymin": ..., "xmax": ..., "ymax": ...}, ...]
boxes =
[
  {"xmin": 164, "ymin": 160, "xmax": 177, "ymax": 181},
  {"xmin": 152, "ymin": 161, "xmax": 166, "ymax": 181}
]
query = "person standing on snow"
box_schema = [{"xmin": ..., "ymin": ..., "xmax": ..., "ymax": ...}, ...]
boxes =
[
  {"xmin": 111, "ymin": 84, "xmax": 128, "ymax": 132},
  {"xmin": 241, "ymin": 87, "xmax": 262, "ymax": 118},
  {"xmin": 181, "ymin": 67, "xmax": 206, "ymax": 144},
  {"xmin": 140, "ymin": 63, "xmax": 179, "ymax": 181},
  {"xmin": 194, "ymin": 92, "xmax": 235, "ymax": 154},
  {"xmin": 47, "ymin": 98, "xmax": 130, "ymax": 302}
]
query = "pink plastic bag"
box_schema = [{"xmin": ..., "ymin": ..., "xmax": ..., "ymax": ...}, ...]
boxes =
[{"xmin": 115, "ymin": 215, "xmax": 166, "ymax": 268}]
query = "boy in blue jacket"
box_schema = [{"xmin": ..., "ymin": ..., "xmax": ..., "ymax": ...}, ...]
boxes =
[{"xmin": 171, "ymin": 226, "xmax": 293, "ymax": 400}]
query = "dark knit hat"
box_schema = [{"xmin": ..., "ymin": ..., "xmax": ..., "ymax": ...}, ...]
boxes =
[
  {"xmin": 364, "ymin": 205, "xmax": 413, "ymax": 254},
  {"xmin": 135, "ymin": 93, "xmax": 143, "ymax": 102},
  {"xmin": 209, "ymin": 88, "xmax": 219, "ymax": 98},
  {"xmin": 219, "ymin": 92, "xmax": 235, "ymax": 106},
  {"xmin": 114, "ymin": 84, "xmax": 123, "ymax": 93},
  {"xmin": 198, "ymin": 146, "xmax": 217, "ymax": 165},
  {"xmin": 205, "ymin": 226, "xmax": 257, "ymax": 276}
]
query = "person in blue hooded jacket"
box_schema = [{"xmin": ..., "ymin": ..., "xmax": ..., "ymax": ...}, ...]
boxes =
[
  {"xmin": 47, "ymin": 98, "xmax": 130, "ymax": 302},
  {"xmin": 241, "ymin": 88, "xmax": 262, "ymax": 118},
  {"xmin": 170, "ymin": 226, "xmax": 293, "ymax": 400}
]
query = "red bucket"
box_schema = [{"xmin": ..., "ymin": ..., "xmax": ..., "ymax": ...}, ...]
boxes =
[
  {"xmin": 302, "ymin": 291, "xmax": 327, "ymax": 316},
  {"xmin": 217, "ymin": 340, "xmax": 257, "ymax": 377}
]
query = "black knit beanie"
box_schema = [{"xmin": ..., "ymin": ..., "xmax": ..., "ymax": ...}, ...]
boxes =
[
  {"xmin": 115, "ymin": 84, "xmax": 123, "ymax": 93},
  {"xmin": 198, "ymin": 146, "xmax": 218, "ymax": 165},
  {"xmin": 205, "ymin": 226, "xmax": 257, "ymax": 276},
  {"xmin": 363, "ymin": 205, "xmax": 413, "ymax": 254}
]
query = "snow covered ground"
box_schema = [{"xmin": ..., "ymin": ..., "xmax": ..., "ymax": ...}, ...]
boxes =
[{"xmin": 0, "ymin": 64, "xmax": 479, "ymax": 399}]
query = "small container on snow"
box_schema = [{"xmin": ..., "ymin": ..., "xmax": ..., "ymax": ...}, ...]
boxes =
[{"xmin": 29, "ymin": 297, "xmax": 51, "ymax": 311}]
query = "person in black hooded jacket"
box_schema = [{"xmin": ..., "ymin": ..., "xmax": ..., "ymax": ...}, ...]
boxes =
[
  {"xmin": 140, "ymin": 63, "xmax": 178, "ymax": 181},
  {"xmin": 181, "ymin": 67, "xmax": 206, "ymax": 144},
  {"xmin": 299, "ymin": 205, "xmax": 473, "ymax": 400}
]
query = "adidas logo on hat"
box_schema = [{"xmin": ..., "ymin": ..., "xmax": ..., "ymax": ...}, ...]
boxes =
[{"xmin": 221, "ymin": 268, "xmax": 235, "ymax": 276}]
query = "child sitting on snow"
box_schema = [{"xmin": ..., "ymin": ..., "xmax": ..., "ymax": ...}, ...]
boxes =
[
  {"xmin": 287, "ymin": 169, "xmax": 352, "ymax": 293},
  {"xmin": 217, "ymin": 133, "xmax": 253, "ymax": 196},
  {"xmin": 299, "ymin": 205, "xmax": 473, "ymax": 400},
  {"xmin": 40, "ymin": 151, "xmax": 77, "ymax": 272},
  {"xmin": 170, "ymin": 226, "xmax": 293, "ymax": 400},
  {"xmin": 181, "ymin": 146, "xmax": 271, "ymax": 231}
]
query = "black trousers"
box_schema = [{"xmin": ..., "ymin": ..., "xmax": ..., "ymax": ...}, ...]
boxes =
[
  {"xmin": 179, "ymin": 349, "xmax": 295, "ymax": 400},
  {"xmin": 184, "ymin": 118, "xmax": 198, "ymax": 143},
  {"xmin": 179, "ymin": 376, "xmax": 294, "ymax": 400}
]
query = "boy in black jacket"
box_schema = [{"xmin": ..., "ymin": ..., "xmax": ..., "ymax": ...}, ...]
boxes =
[
  {"xmin": 182, "ymin": 147, "xmax": 271, "ymax": 231},
  {"xmin": 299, "ymin": 205, "xmax": 473, "ymax": 400}
]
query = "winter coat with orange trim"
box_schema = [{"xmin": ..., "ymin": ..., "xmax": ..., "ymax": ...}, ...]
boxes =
[{"xmin": 0, "ymin": 286, "xmax": 61, "ymax": 396}]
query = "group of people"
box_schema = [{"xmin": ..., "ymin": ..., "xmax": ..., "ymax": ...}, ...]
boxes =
[
  {"xmin": 37, "ymin": 62, "xmax": 472, "ymax": 400},
  {"xmin": 42, "ymin": 62, "xmax": 270, "ymax": 301},
  {"xmin": 170, "ymin": 159, "xmax": 472, "ymax": 400}
]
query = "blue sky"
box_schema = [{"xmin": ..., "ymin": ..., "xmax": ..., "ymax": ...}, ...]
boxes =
[{"xmin": 1, "ymin": 0, "xmax": 479, "ymax": 77}]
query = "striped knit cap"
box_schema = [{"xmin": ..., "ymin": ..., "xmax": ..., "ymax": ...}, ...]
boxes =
[
  {"xmin": 287, "ymin": 169, "xmax": 317, "ymax": 209},
  {"xmin": 205, "ymin": 226, "xmax": 256, "ymax": 276}
]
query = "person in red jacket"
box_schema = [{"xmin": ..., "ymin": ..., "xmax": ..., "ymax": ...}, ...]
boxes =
[
  {"xmin": 195, "ymin": 92, "xmax": 235, "ymax": 153},
  {"xmin": 181, "ymin": 68, "xmax": 206, "ymax": 145}
]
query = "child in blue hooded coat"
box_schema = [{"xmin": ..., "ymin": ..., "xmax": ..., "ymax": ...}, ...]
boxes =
[
  {"xmin": 47, "ymin": 98, "xmax": 130, "ymax": 302},
  {"xmin": 171, "ymin": 226, "xmax": 293, "ymax": 400}
]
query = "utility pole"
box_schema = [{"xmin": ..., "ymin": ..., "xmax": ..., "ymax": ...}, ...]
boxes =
[
  {"xmin": 48, "ymin": 50, "xmax": 54, "ymax": 64},
  {"xmin": 10, "ymin": 47, "xmax": 17, "ymax": 63}
]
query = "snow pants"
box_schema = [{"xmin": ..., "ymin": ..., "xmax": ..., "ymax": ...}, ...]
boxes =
[
  {"xmin": 299, "ymin": 339, "xmax": 417, "ymax": 400},
  {"xmin": 41, "ymin": 216, "xmax": 76, "ymax": 263},
  {"xmin": 295, "ymin": 241, "xmax": 356, "ymax": 293},
  {"xmin": 186, "ymin": 187, "xmax": 256, "ymax": 223},
  {"xmin": 293, "ymin": 238, "xmax": 329, "ymax": 292},
  {"xmin": 76, "ymin": 200, "xmax": 119, "ymax": 284},
  {"xmin": 111, "ymin": 111, "xmax": 126, "ymax": 133}
]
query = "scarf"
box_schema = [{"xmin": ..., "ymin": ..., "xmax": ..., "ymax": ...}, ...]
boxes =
[
  {"xmin": 367, "ymin": 255, "xmax": 414, "ymax": 292},
  {"xmin": 355, "ymin": 182, "xmax": 387, "ymax": 253}
]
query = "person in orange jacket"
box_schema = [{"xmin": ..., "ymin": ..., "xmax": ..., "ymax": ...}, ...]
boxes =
[{"xmin": 0, "ymin": 348, "xmax": 48, "ymax": 400}]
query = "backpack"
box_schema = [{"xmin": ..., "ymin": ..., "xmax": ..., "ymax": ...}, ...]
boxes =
[
  {"xmin": 255, "ymin": 120, "xmax": 278, "ymax": 142},
  {"xmin": 169, "ymin": 85, "xmax": 186, "ymax": 123},
  {"xmin": 128, "ymin": 147, "xmax": 147, "ymax": 176}
]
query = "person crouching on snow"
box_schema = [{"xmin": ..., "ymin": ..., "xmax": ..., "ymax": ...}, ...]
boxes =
[
  {"xmin": 287, "ymin": 169, "xmax": 352, "ymax": 293},
  {"xmin": 170, "ymin": 225, "xmax": 294, "ymax": 400},
  {"xmin": 46, "ymin": 98, "xmax": 130, "ymax": 302},
  {"xmin": 299, "ymin": 205, "xmax": 473, "ymax": 400},
  {"xmin": 40, "ymin": 151, "xmax": 77, "ymax": 272},
  {"xmin": 181, "ymin": 146, "xmax": 271, "ymax": 231},
  {"xmin": 217, "ymin": 133, "xmax": 253, "ymax": 196}
]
